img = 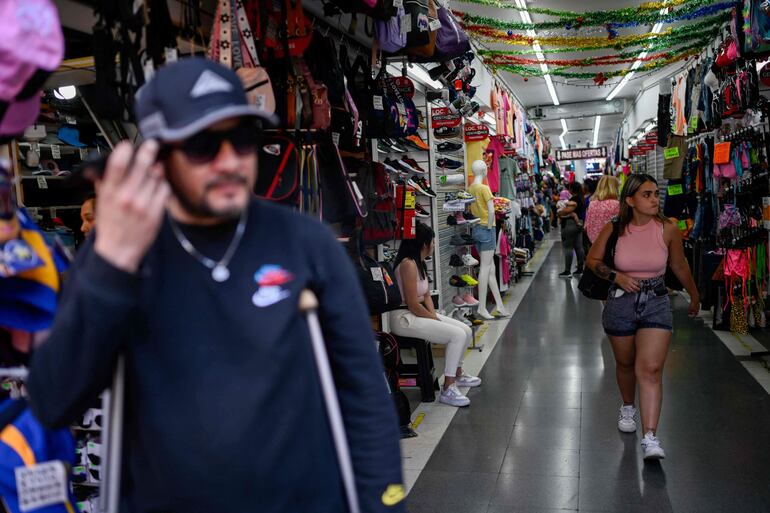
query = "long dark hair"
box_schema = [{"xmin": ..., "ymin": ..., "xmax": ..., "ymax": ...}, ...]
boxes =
[
  {"xmin": 393, "ymin": 222, "xmax": 434, "ymax": 280},
  {"xmin": 568, "ymin": 181, "xmax": 584, "ymax": 206},
  {"xmin": 618, "ymin": 173, "xmax": 670, "ymax": 233}
]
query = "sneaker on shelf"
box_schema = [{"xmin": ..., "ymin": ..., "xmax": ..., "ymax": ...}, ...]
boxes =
[
  {"xmin": 401, "ymin": 156, "xmax": 428, "ymax": 174},
  {"xmin": 618, "ymin": 404, "xmax": 638, "ymax": 433},
  {"xmin": 414, "ymin": 177, "xmax": 437, "ymax": 197},
  {"xmin": 461, "ymin": 234, "xmax": 476, "ymax": 244},
  {"xmin": 462, "ymin": 292, "xmax": 479, "ymax": 305},
  {"xmin": 415, "ymin": 203, "xmax": 430, "ymax": 218},
  {"xmin": 436, "ymin": 141, "xmax": 463, "ymax": 153},
  {"xmin": 438, "ymin": 173, "xmax": 465, "ymax": 185},
  {"xmin": 558, "ymin": 271, "xmax": 572, "ymax": 278},
  {"xmin": 449, "ymin": 274, "xmax": 465, "ymax": 286},
  {"xmin": 452, "ymin": 295, "xmax": 467, "ymax": 307},
  {"xmin": 464, "ymin": 212, "xmax": 480, "ymax": 224},
  {"xmin": 381, "ymin": 138, "xmax": 406, "ymax": 153},
  {"xmin": 449, "ymin": 254, "xmax": 463, "ymax": 267},
  {"xmin": 447, "ymin": 214, "xmax": 458, "ymax": 226},
  {"xmin": 455, "ymin": 212, "xmax": 471, "ymax": 224},
  {"xmin": 641, "ymin": 432, "xmax": 666, "ymax": 460},
  {"xmin": 439, "ymin": 384, "xmax": 470, "ymax": 407},
  {"xmin": 383, "ymin": 159, "xmax": 405, "ymax": 176},
  {"xmin": 407, "ymin": 178, "xmax": 429, "ymax": 196},
  {"xmin": 434, "ymin": 126, "xmax": 459, "ymax": 139},
  {"xmin": 377, "ymin": 141, "xmax": 391, "ymax": 154},
  {"xmin": 453, "ymin": 307, "xmax": 473, "ymax": 326},
  {"xmin": 404, "ymin": 134, "xmax": 430, "ymax": 151},
  {"xmin": 437, "ymin": 158, "xmax": 463, "ymax": 170},
  {"xmin": 456, "ymin": 374, "xmax": 482, "ymax": 387},
  {"xmin": 462, "ymin": 254, "xmax": 479, "ymax": 266},
  {"xmin": 460, "ymin": 274, "xmax": 479, "ymax": 286},
  {"xmin": 457, "ymin": 190, "xmax": 473, "ymax": 200}
]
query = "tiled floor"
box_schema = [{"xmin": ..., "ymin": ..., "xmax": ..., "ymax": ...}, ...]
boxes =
[{"xmin": 406, "ymin": 242, "xmax": 770, "ymax": 513}]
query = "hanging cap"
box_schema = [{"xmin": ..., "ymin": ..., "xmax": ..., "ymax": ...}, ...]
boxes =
[{"xmin": 134, "ymin": 58, "xmax": 278, "ymax": 142}]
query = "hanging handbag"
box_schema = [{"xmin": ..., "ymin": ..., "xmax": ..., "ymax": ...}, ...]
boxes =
[
  {"xmin": 433, "ymin": 5, "xmax": 470, "ymax": 60},
  {"xmin": 405, "ymin": 0, "xmax": 438, "ymax": 59},
  {"xmin": 297, "ymin": 59, "xmax": 331, "ymax": 130},
  {"xmin": 354, "ymin": 234, "xmax": 402, "ymax": 314},
  {"xmin": 375, "ymin": 6, "xmax": 407, "ymax": 53},
  {"xmin": 578, "ymin": 220, "xmax": 620, "ymax": 300}
]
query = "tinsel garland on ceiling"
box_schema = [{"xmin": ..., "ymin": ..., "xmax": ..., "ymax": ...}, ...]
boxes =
[{"xmin": 452, "ymin": 0, "xmax": 736, "ymax": 29}]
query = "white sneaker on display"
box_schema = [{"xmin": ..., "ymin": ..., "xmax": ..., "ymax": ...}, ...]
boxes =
[
  {"xmin": 439, "ymin": 384, "xmax": 470, "ymax": 407},
  {"xmin": 462, "ymin": 254, "xmax": 479, "ymax": 266},
  {"xmin": 456, "ymin": 374, "xmax": 482, "ymax": 387},
  {"xmin": 641, "ymin": 432, "xmax": 666, "ymax": 460},
  {"xmin": 617, "ymin": 404, "xmax": 638, "ymax": 433}
]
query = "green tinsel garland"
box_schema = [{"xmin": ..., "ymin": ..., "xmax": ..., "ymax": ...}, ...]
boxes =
[
  {"xmin": 456, "ymin": 7, "xmax": 731, "ymax": 32},
  {"xmin": 492, "ymin": 57, "xmax": 683, "ymax": 79},
  {"xmin": 454, "ymin": 0, "xmax": 727, "ymax": 25},
  {"xmin": 474, "ymin": 18, "xmax": 722, "ymax": 54}
]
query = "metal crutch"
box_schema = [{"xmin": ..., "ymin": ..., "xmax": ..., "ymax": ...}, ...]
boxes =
[
  {"xmin": 299, "ymin": 290, "xmax": 361, "ymax": 513},
  {"xmin": 99, "ymin": 292, "xmax": 360, "ymax": 513}
]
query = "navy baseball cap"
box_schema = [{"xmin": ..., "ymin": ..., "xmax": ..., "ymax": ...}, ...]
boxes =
[{"xmin": 135, "ymin": 58, "xmax": 278, "ymax": 142}]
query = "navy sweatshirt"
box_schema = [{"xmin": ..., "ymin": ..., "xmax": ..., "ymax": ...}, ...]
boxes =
[{"xmin": 27, "ymin": 199, "xmax": 405, "ymax": 513}]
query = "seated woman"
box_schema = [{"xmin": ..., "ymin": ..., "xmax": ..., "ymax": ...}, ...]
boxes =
[{"xmin": 388, "ymin": 222, "xmax": 480, "ymax": 407}]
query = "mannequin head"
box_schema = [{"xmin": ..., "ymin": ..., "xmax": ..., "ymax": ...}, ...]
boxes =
[{"xmin": 471, "ymin": 159, "xmax": 487, "ymax": 178}]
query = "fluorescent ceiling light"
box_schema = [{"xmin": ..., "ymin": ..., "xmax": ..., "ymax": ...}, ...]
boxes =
[
  {"xmin": 54, "ymin": 86, "xmax": 77, "ymax": 100},
  {"xmin": 407, "ymin": 64, "xmax": 443, "ymax": 90},
  {"xmin": 593, "ymin": 115, "xmax": 601, "ymax": 147},
  {"xmin": 559, "ymin": 134, "xmax": 567, "ymax": 149},
  {"xmin": 544, "ymin": 74, "xmax": 559, "ymax": 106},
  {"xmin": 560, "ymin": 118, "xmax": 568, "ymax": 134},
  {"xmin": 606, "ymin": 71, "xmax": 635, "ymax": 101},
  {"xmin": 645, "ymin": 122, "xmax": 656, "ymax": 132}
]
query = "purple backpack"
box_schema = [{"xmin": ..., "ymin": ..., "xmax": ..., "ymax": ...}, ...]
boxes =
[
  {"xmin": 434, "ymin": 6, "xmax": 470, "ymax": 61},
  {"xmin": 376, "ymin": 6, "xmax": 407, "ymax": 53}
]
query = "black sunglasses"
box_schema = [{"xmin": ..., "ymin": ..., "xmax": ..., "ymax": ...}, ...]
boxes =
[{"xmin": 164, "ymin": 121, "xmax": 261, "ymax": 164}]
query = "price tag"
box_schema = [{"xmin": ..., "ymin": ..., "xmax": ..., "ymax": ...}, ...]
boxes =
[
  {"xmin": 373, "ymin": 95, "xmax": 384, "ymax": 111},
  {"xmin": 393, "ymin": 0, "xmax": 403, "ymax": 6},
  {"xmin": 401, "ymin": 14, "xmax": 411, "ymax": 34},
  {"xmin": 50, "ymin": 145, "xmax": 61, "ymax": 159},
  {"xmin": 664, "ymin": 146, "xmax": 680, "ymax": 160},
  {"xmin": 678, "ymin": 220, "xmax": 687, "ymax": 230},
  {"xmin": 397, "ymin": 103, "xmax": 406, "ymax": 116},
  {"xmin": 50, "ymin": 208, "xmax": 57, "ymax": 218},
  {"xmin": 36, "ymin": 177, "xmax": 48, "ymax": 189},
  {"xmin": 30, "ymin": 142, "xmax": 39, "ymax": 153},
  {"xmin": 65, "ymin": 116, "xmax": 77, "ymax": 125},
  {"xmin": 429, "ymin": 19, "xmax": 442, "ymax": 31},
  {"xmin": 667, "ymin": 184, "xmax": 684, "ymax": 195},
  {"xmin": 370, "ymin": 267, "xmax": 384, "ymax": 282},
  {"xmin": 332, "ymin": 132, "xmax": 341, "ymax": 146},
  {"xmin": 15, "ymin": 461, "xmax": 69, "ymax": 512},
  {"xmin": 79, "ymin": 148, "xmax": 89, "ymax": 160},
  {"xmin": 689, "ymin": 115, "xmax": 698, "ymax": 131}
]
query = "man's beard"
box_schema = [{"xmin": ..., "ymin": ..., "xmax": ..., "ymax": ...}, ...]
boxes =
[{"xmin": 166, "ymin": 173, "xmax": 249, "ymax": 220}]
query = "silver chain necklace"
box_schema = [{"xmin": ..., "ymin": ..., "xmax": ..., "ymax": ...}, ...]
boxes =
[{"xmin": 168, "ymin": 208, "xmax": 248, "ymax": 283}]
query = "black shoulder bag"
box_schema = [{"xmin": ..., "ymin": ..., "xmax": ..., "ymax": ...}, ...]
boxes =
[{"xmin": 578, "ymin": 221, "xmax": 620, "ymax": 300}]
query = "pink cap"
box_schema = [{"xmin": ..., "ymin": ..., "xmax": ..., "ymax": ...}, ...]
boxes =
[{"xmin": 0, "ymin": 93, "xmax": 42, "ymax": 140}]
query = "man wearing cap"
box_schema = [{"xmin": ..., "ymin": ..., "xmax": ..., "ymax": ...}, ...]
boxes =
[{"xmin": 27, "ymin": 58, "xmax": 405, "ymax": 512}]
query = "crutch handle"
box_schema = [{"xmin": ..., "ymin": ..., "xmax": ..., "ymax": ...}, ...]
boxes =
[{"xmin": 299, "ymin": 289, "xmax": 319, "ymax": 312}]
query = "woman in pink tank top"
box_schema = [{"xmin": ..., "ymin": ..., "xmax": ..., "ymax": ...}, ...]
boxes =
[{"xmin": 586, "ymin": 174, "xmax": 700, "ymax": 461}]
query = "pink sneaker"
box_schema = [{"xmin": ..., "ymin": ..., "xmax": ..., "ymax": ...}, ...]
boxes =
[
  {"xmin": 462, "ymin": 293, "xmax": 479, "ymax": 305},
  {"xmin": 452, "ymin": 295, "xmax": 467, "ymax": 306},
  {"xmin": 455, "ymin": 212, "xmax": 468, "ymax": 224}
]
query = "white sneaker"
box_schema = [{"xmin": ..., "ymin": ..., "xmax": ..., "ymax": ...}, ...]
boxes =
[
  {"xmin": 462, "ymin": 254, "xmax": 479, "ymax": 266},
  {"xmin": 456, "ymin": 374, "xmax": 482, "ymax": 387},
  {"xmin": 617, "ymin": 404, "xmax": 638, "ymax": 433},
  {"xmin": 641, "ymin": 432, "xmax": 666, "ymax": 460},
  {"xmin": 439, "ymin": 384, "xmax": 470, "ymax": 407}
]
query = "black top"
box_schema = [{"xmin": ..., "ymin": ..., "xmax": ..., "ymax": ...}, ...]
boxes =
[
  {"xmin": 28, "ymin": 199, "xmax": 404, "ymax": 513},
  {"xmin": 561, "ymin": 194, "xmax": 586, "ymax": 227}
]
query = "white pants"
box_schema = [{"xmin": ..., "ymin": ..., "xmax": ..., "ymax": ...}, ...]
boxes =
[{"xmin": 388, "ymin": 310, "xmax": 472, "ymax": 377}]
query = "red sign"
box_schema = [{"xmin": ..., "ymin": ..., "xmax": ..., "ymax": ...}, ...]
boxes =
[
  {"xmin": 629, "ymin": 149, "xmax": 646, "ymax": 156},
  {"xmin": 390, "ymin": 76, "xmax": 415, "ymax": 99},
  {"xmin": 464, "ymin": 123, "xmax": 489, "ymax": 142},
  {"xmin": 431, "ymin": 107, "xmax": 461, "ymax": 129},
  {"xmin": 645, "ymin": 132, "xmax": 658, "ymax": 143},
  {"xmin": 636, "ymin": 143, "xmax": 655, "ymax": 151}
]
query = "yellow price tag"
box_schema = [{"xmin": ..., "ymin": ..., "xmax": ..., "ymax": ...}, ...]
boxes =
[{"xmin": 664, "ymin": 146, "xmax": 680, "ymax": 160}]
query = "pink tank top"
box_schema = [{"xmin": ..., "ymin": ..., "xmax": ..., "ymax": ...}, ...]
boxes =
[
  {"xmin": 395, "ymin": 260, "xmax": 429, "ymax": 303},
  {"xmin": 614, "ymin": 219, "xmax": 668, "ymax": 279}
]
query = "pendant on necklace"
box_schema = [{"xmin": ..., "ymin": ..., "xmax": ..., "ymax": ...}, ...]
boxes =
[{"xmin": 212, "ymin": 265, "xmax": 230, "ymax": 283}]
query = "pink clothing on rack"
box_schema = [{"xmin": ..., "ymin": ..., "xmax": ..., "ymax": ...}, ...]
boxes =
[
  {"xmin": 585, "ymin": 199, "xmax": 620, "ymax": 243},
  {"xmin": 496, "ymin": 228, "xmax": 511, "ymax": 285},
  {"xmin": 485, "ymin": 137, "xmax": 505, "ymax": 193}
]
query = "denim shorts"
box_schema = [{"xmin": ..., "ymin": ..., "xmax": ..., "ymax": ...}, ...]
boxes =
[
  {"xmin": 602, "ymin": 276, "xmax": 673, "ymax": 336},
  {"xmin": 473, "ymin": 225, "xmax": 496, "ymax": 252}
]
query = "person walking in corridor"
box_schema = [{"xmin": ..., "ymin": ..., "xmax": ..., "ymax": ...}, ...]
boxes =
[
  {"xmin": 558, "ymin": 181, "xmax": 585, "ymax": 277},
  {"xmin": 586, "ymin": 173, "xmax": 699, "ymax": 460}
]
